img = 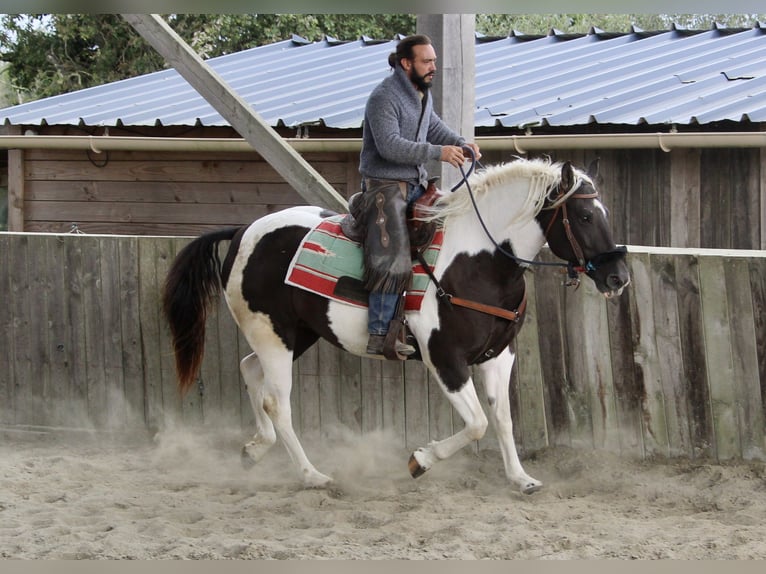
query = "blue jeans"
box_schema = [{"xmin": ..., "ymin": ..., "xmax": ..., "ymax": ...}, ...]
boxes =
[{"xmin": 368, "ymin": 182, "xmax": 425, "ymax": 335}]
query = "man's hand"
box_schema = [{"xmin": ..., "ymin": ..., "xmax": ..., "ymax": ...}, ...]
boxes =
[{"xmin": 440, "ymin": 143, "xmax": 482, "ymax": 168}]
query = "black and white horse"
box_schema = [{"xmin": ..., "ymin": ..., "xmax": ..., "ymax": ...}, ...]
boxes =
[{"xmin": 162, "ymin": 157, "xmax": 630, "ymax": 493}]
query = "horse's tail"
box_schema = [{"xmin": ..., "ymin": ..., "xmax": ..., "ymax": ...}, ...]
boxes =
[{"xmin": 162, "ymin": 227, "xmax": 241, "ymax": 396}]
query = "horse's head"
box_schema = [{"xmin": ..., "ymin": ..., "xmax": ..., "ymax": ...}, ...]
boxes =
[{"xmin": 537, "ymin": 159, "xmax": 630, "ymax": 298}]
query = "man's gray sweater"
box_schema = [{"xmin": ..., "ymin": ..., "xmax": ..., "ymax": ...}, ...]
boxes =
[{"xmin": 359, "ymin": 65, "xmax": 466, "ymax": 188}]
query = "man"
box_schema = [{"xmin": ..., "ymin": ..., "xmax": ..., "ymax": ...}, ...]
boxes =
[{"xmin": 358, "ymin": 34, "xmax": 481, "ymax": 357}]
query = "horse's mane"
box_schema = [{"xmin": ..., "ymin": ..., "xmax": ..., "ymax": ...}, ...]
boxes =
[{"xmin": 419, "ymin": 157, "xmax": 582, "ymax": 223}]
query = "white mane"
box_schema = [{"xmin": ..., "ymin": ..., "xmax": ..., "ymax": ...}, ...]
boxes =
[{"xmin": 419, "ymin": 157, "xmax": 590, "ymax": 224}]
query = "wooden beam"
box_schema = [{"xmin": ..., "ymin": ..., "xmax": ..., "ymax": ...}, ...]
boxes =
[
  {"xmin": 7, "ymin": 126, "xmax": 25, "ymax": 231},
  {"xmin": 121, "ymin": 14, "xmax": 347, "ymax": 213},
  {"xmin": 417, "ymin": 14, "xmax": 476, "ymax": 190}
]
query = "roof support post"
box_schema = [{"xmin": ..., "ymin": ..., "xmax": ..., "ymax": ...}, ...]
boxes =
[
  {"xmin": 417, "ymin": 14, "xmax": 476, "ymax": 190},
  {"xmin": 122, "ymin": 14, "xmax": 347, "ymax": 213}
]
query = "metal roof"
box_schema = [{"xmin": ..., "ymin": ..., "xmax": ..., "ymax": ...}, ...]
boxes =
[{"xmin": 3, "ymin": 24, "xmax": 766, "ymax": 130}]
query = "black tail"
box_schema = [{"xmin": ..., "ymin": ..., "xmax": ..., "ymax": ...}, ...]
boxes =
[{"xmin": 162, "ymin": 227, "xmax": 241, "ymax": 395}]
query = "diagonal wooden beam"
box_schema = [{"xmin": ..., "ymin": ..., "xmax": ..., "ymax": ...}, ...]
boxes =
[{"xmin": 122, "ymin": 14, "xmax": 347, "ymax": 213}]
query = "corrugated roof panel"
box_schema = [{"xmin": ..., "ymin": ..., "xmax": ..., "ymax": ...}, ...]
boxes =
[{"xmin": 2, "ymin": 26, "xmax": 766, "ymax": 129}]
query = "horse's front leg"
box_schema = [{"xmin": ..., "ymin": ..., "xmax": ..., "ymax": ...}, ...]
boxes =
[
  {"xmin": 408, "ymin": 371, "xmax": 489, "ymax": 477},
  {"xmin": 477, "ymin": 348, "xmax": 542, "ymax": 494}
]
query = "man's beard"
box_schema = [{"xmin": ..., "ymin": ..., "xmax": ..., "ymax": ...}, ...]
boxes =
[{"xmin": 412, "ymin": 69, "xmax": 434, "ymax": 91}]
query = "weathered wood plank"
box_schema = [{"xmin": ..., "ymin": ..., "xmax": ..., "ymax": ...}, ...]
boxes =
[
  {"xmin": 26, "ymin": 159, "xmax": 348, "ymax": 186},
  {"xmin": 99, "ymin": 237, "xmax": 128, "ymax": 429},
  {"xmin": 629, "ymin": 252, "xmax": 670, "ymax": 456},
  {"xmin": 296, "ymin": 343, "xmax": 320, "ymax": 441},
  {"xmin": 724, "ymin": 257, "xmax": 765, "ymax": 459},
  {"xmin": 531, "ymin": 259, "xmax": 571, "ymax": 447},
  {"xmin": 674, "ymin": 254, "xmax": 714, "ymax": 458},
  {"xmin": 26, "ymin": 180, "xmax": 307, "ymax": 206},
  {"xmin": 24, "ymin": 221, "xmax": 242, "ymax": 237},
  {"xmin": 318, "ymin": 340, "xmax": 342, "ymax": 439},
  {"xmin": 26, "ymin": 235, "xmax": 53, "ymax": 426},
  {"xmin": 216, "ymin": 296, "xmax": 243, "ymax": 428},
  {"xmin": 118, "ymin": 236, "xmax": 145, "ymax": 428},
  {"xmin": 0, "ymin": 234, "xmax": 14, "ymax": 424},
  {"xmin": 669, "ymin": 148, "xmax": 701, "ymax": 248},
  {"xmin": 749, "ymin": 257, "xmax": 766, "ymax": 456},
  {"xmin": 8, "ymin": 235, "xmax": 31, "ymax": 425},
  {"xmin": 7, "ymin": 146, "xmax": 24, "ymax": 231},
  {"xmin": 650, "ymin": 253, "xmax": 692, "ymax": 457},
  {"xmin": 380, "ymin": 359, "xmax": 406, "ymax": 447},
  {"xmin": 25, "ymin": 201, "xmax": 287, "ymax": 226},
  {"xmin": 698, "ymin": 256, "xmax": 740, "ymax": 460},
  {"xmin": 338, "ymin": 350, "xmax": 363, "ymax": 435},
  {"xmin": 360, "ymin": 357, "xmax": 383, "ymax": 434},
  {"xmin": 403, "ymin": 361, "xmax": 430, "ymax": 450},
  {"xmin": 137, "ymin": 239, "xmax": 164, "ymax": 432},
  {"xmin": 514, "ymin": 271, "xmax": 549, "ymax": 453}
]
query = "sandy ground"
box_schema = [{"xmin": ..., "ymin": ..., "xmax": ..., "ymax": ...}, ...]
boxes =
[{"xmin": 1, "ymin": 426, "xmax": 765, "ymax": 560}]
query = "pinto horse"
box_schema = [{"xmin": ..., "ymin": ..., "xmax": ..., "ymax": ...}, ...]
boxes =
[{"xmin": 162, "ymin": 157, "xmax": 630, "ymax": 493}]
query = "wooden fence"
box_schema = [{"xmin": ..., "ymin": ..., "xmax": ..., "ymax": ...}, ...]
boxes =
[{"xmin": 1, "ymin": 232, "xmax": 765, "ymax": 461}]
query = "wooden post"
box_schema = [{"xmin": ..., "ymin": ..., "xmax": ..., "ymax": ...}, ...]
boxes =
[
  {"xmin": 7, "ymin": 126, "xmax": 24, "ymax": 231},
  {"xmin": 417, "ymin": 14, "xmax": 476, "ymax": 190},
  {"xmin": 121, "ymin": 14, "xmax": 347, "ymax": 213}
]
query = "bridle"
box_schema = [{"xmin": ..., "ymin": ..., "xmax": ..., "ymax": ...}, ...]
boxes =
[{"xmin": 455, "ymin": 148, "xmax": 627, "ymax": 288}]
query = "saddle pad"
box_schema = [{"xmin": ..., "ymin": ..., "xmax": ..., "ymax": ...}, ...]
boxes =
[{"xmin": 285, "ymin": 214, "xmax": 443, "ymax": 311}]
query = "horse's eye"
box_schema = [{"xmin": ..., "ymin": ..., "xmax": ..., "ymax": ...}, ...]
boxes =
[{"xmin": 580, "ymin": 210, "xmax": 593, "ymax": 223}]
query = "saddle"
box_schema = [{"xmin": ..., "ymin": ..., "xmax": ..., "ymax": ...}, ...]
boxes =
[
  {"xmin": 338, "ymin": 178, "xmax": 442, "ymax": 360},
  {"xmin": 339, "ymin": 178, "xmax": 442, "ymax": 253}
]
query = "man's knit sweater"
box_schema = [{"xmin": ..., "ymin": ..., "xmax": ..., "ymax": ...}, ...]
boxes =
[{"xmin": 359, "ymin": 65, "xmax": 466, "ymax": 188}]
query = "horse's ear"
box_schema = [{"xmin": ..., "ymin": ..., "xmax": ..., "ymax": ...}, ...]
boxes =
[
  {"xmin": 587, "ymin": 158, "xmax": 600, "ymax": 181},
  {"xmin": 560, "ymin": 161, "xmax": 575, "ymax": 193}
]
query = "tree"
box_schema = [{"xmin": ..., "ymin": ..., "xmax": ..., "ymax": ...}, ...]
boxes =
[{"xmin": 0, "ymin": 14, "xmax": 416, "ymax": 103}]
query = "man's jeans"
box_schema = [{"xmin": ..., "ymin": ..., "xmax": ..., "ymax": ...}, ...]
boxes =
[{"xmin": 368, "ymin": 181, "xmax": 425, "ymax": 335}]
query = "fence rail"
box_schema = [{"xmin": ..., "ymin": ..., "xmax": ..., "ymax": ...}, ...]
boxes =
[{"xmin": 1, "ymin": 232, "xmax": 764, "ymax": 461}]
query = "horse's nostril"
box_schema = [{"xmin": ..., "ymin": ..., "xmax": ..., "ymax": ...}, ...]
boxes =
[{"xmin": 608, "ymin": 274, "xmax": 624, "ymax": 289}]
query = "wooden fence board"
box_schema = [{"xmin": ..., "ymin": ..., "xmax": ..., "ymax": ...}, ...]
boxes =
[
  {"xmin": 360, "ymin": 357, "xmax": 383, "ymax": 434},
  {"xmin": 674, "ymin": 254, "xmax": 714, "ymax": 458},
  {"xmin": 698, "ymin": 256, "xmax": 740, "ymax": 460},
  {"xmin": 0, "ymin": 234, "xmax": 13, "ymax": 424},
  {"xmin": 404, "ymin": 361, "xmax": 430, "ymax": 450},
  {"xmin": 650, "ymin": 253, "xmax": 693, "ymax": 457},
  {"xmin": 118, "ymin": 237, "xmax": 145, "ymax": 428},
  {"xmin": 98, "ymin": 237, "xmax": 128, "ymax": 429},
  {"xmin": 514, "ymin": 272, "xmax": 549, "ymax": 453},
  {"xmin": 381, "ymin": 359, "xmax": 406, "ymax": 446},
  {"xmin": 531, "ymin": 263, "xmax": 571, "ymax": 447},
  {"xmin": 296, "ymin": 343, "xmax": 320, "ymax": 441},
  {"xmin": 9, "ymin": 235, "xmax": 32, "ymax": 425},
  {"xmin": 629, "ymin": 252, "xmax": 670, "ymax": 456},
  {"xmin": 338, "ymin": 350, "xmax": 363, "ymax": 434},
  {"xmin": 137, "ymin": 239, "xmax": 163, "ymax": 431},
  {"xmin": 318, "ymin": 340, "xmax": 342, "ymax": 438},
  {"xmin": 724, "ymin": 258, "xmax": 765, "ymax": 459},
  {"xmin": 749, "ymin": 257, "xmax": 766, "ymax": 454}
]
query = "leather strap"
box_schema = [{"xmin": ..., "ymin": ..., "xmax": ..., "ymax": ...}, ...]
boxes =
[
  {"xmin": 448, "ymin": 292, "xmax": 526, "ymax": 322},
  {"xmin": 414, "ymin": 250, "xmax": 526, "ymax": 323}
]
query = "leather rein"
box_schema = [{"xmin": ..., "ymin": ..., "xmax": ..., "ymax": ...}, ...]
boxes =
[{"xmin": 415, "ymin": 150, "xmax": 621, "ymax": 323}]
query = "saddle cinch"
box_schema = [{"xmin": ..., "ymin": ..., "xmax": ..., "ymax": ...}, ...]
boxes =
[{"xmin": 339, "ymin": 178, "xmax": 442, "ymax": 359}]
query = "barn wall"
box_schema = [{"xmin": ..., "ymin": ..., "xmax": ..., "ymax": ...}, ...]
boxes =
[
  {"xmin": 1, "ymin": 232, "xmax": 764, "ymax": 462},
  {"xmin": 9, "ymin": 139, "xmax": 765, "ymax": 250}
]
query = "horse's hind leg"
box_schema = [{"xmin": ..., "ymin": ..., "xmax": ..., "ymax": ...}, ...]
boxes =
[
  {"xmin": 248, "ymin": 344, "xmax": 332, "ymax": 488},
  {"xmin": 240, "ymin": 353, "xmax": 277, "ymax": 466},
  {"xmin": 477, "ymin": 348, "xmax": 542, "ymax": 494}
]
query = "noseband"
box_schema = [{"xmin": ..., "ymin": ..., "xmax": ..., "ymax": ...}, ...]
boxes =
[
  {"xmin": 541, "ymin": 184, "xmax": 627, "ymax": 287},
  {"xmin": 455, "ymin": 149, "xmax": 627, "ymax": 287}
]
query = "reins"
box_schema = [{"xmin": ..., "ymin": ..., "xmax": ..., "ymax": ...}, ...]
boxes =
[{"xmin": 415, "ymin": 149, "xmax": 625, "ymax": 324}]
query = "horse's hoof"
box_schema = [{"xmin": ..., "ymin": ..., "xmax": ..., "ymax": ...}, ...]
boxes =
[
  {"xmin": 408, "ymin": 453, "xmax": 427, "ymax": 478},
  {"xmin": 520, "ymin": 480, "xmax": 543, "ymax": 494},
  {"xmin": 303, "ymin": 471, "xmax": 334, "ymax": 489},
  {"xmin": 240, "ymin": 446, "xmax": 256, "ymax": 470}
]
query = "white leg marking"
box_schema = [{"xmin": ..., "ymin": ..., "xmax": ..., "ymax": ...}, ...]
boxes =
[
  {"xmin": 411, "ymin": 372, "xmax": 488, "ymax": 474},
  {"xmin": 240, "ymin": 353, "xmax": 277, "ymax": 464},
  {"xmin": 237, "ymin": 313, "xmax": 332, "ymax": 488},
  {"xmin": 478, "ymin": 348, "xmax": 542, "ymax": 494}
]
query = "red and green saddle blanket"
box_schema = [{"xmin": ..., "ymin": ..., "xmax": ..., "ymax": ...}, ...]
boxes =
[{"xmin": 285, "ymin": 215, "xmax": 444, "ymax": 311}]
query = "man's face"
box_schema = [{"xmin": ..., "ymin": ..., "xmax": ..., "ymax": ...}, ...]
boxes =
[{"xmin": 402, "ymin": 43, "xmax": 437, "ymax": 91}]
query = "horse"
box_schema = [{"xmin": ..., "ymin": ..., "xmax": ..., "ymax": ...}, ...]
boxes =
[{"xmin": 162, "ymin": 156, "xmax": 630, "ymax": 494}]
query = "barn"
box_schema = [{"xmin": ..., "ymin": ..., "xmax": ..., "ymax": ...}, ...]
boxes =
[
  {"xmin": 0, "ymin": 24, "xmax": 765, "ymax": 463},
  {"xmin": 1, "ymin": 23, "xmax": 765, "ymax": 247}
]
